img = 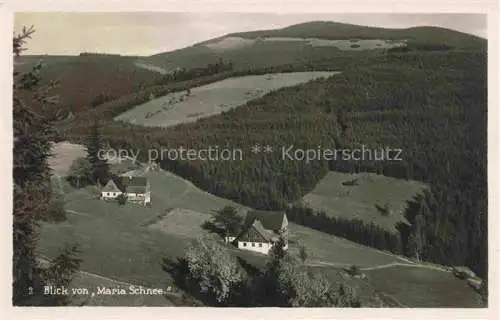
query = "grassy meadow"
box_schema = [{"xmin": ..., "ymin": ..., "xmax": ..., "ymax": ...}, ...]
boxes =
[
  {"xmin": 301, "ymin": 172, "xmax": 427, "ymax": 231},
  {"xmin": 114, "ymin": 71, "xmax": 338, "ymax": 127}
]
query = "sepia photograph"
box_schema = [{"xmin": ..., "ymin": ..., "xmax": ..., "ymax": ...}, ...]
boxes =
[{"xmin": 10, "ymin": 7, "xmax": 490, "ymax": 312}]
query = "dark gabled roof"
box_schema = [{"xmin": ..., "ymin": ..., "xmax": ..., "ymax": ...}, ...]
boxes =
[
  {"xmin": 102, "ymin": 180, "xmax": 121, "ymax": 193},
  {"xmin": 119, "ymin": 176, "xmax": 149, "ymax": 194},
  {"xmin": 244, "ymin": 210, "xmax": 286, "ymax": 231},
  {"xmin": 121, "ymin": 176, "xmax": 148, "ymax": 186},
  {"xmin": 236, "ymin": 220, "xmax": 275, "ymax": 243},
  {"xmin": 110, "ymin": 160, "xmax": 139, "ymax": 175}
]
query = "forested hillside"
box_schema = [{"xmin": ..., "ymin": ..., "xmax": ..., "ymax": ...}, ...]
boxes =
[
  {"xmin": 57, "ymin": 23, "xmax": 487, "ymax": 279},
  {"xmin": 14, "ymin": 54, "xmax": 163, "ymax": 120}
]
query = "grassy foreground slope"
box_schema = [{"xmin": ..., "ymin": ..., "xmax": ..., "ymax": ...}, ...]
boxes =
[
  {"xmin": 232, "ymin": 21, "xmax": 485, "ymax": 46},
  {"xmin": 41, "ymin": 163, "xmax": 482, "ymax": 307}
]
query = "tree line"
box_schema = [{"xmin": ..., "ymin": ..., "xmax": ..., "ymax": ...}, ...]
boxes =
[
  {"xmin": 153, "ymin": 57, "xmax": 234, "ymax": 85},
  {"xmin": 286, "ymin": 205, "xmax": 402, "ymax": 254}
]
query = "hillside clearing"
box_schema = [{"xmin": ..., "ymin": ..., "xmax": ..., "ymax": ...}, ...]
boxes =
[
  {"xmin": 49, "ymin": 141, "xmax": 86, "ymax": 176},
  {"xmin": 204, "ymin": 36, "xmax": 407, "ymax": 52},
  {"xmin": 364, "ymin": 266, "xmax": 484, "ymax": 307},
  {"xmin": 147, "ymin": 208, "xmax": 212, "ymax": 238},
  {"xmin": 302, "ymin": 171, "xmax": 427, "ymax": 232},
  {"xmin": 114, "ymin": 72, "xmax": 338, "ymax": 127},
  {"xmin": 287, "ymin": 223, "xmax": 403, "ymax": 268}
]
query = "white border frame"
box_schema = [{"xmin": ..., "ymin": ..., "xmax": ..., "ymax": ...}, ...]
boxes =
[{"xmin": 1, "ymin": 1, "xmax": 498, "ymax": 319}]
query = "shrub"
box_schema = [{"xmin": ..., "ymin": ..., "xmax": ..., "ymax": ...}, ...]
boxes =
[
  {"xmin": 46, "ymin": 199, "xmax": 67, "ymax": 222},
  {"xmin": 299, "ymin": 245, "xmax": 308, "ymax": 262},
  {"xmin": 116, "ymin": 193, "xmax": 127, "ymax": 205},
  {"xmin": 345, "ymin": 265, "xmax": 361, "ymax": 277}
]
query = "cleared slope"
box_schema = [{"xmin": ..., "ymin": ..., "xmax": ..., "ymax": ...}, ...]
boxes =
[
  {"xmin": 302, "ymin": 172, "xmax": 427, "ymax": 232},
  {"xmin": 144, "ymin": 21, "xmax": 485, "ymax": 70},
  {"xmin": 115, "ymin": 71, "xmax": 338, "ymax": 127}
]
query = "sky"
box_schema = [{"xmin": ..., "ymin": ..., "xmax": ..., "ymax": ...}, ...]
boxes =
[{"xmin": 14, "ymin": 13, "xmax": 487, "ymax": 56}]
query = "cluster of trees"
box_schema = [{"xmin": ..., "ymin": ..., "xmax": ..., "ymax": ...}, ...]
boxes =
[
  {"xmin": 167, "ymin": 237, "xmax": 362, "ymax": 307},
  {"xmin": 387, "ymin": 44, "xmax": 455, "ymax": 53},
  {"xmin": 154, "ymin": 58, "xmax": 234, "ymax": 85},
  {"xmin": 286, "ymin": 205, "xmax": 402, "ymax": 254},
  {"xmin": 67, "ymin": 118, "xmax": 111, "ymax": 188},
  {"xmin": 79, "ymin": 52, "xmax": 121, "ymax": 56},
  {"xmin": 90, "ymin": 92, "xmax": 117, "ymax": 108},
  {"xmin": 13, "ymin": 26, "xmax": 81, "ymax": 305}
]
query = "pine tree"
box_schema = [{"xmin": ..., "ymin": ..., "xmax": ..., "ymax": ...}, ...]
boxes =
[
  {"xmin": 213, "ymin": 206, "xmax": 243, "ymax": 241},
  {"xmin": 13, "ymin": 26, "xmax": 81, "ymax": 306},
  {"xmin": 85, "ymin": 116, "xmax": 110, "ymax": 185}
]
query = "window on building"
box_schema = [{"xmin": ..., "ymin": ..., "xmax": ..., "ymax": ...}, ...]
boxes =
[
  {"xmin": 243, "ymin": 242, "xmax": 246, "ymax": 247},
  {"xmin": 252, "ymin": 243, "xmax": 255, "ymax": 247},
  {"xmin": 259, "ymin": 243, "xmax": 262, "ymax": 248}
]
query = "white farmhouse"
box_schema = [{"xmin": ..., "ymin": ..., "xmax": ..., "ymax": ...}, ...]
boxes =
[
  {"xmin": 120, "ymin": 176, "xmax": 151, "ymax": 206},
  {"xmin": 232, "ymin": 210, "xmax": 288, "ymax": 255},
  {"xmin": 101, "ymin": 179, "xmax": 123, "ymax": 200},
  {"xmin": 101, "ymin": 176, "xmax": 151, "ymax": 206}
]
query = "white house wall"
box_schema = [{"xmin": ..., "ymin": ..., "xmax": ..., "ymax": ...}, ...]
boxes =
[
  {"xmin": 101, "ymin": 191, "xmax": 122, "ymax": 199},
  {"xmin": 237, "ymin": 241, "xmax": 272, "ymax": 254}
]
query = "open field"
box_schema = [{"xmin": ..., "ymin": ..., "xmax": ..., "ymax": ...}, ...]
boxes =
[
  {"xmin": 205, "ymin": 36, "xmax": 407, "ymax": 52},
  {"xmin": 287, "ymin": 223, "xmax": 403, "ymax": 268},
  {"xmin": 114, "ymin": 71, "xmax": 338, "ymax": 127},
  {"xmin": 364, "ymin": 266, "xmax": 484, "ymax": 307},
  {"xmin": 301, "ymin": 172, "xmax": 427, "ymax": 231},
  {"xmin": 49, "ymin": 141, "xmax": 86, "ymax": 176},
  {"xmin": 39, "ymin": 168, "xmax": 245, "ymax": 296},
  {"xmin": 147, "ymin": 208, "xmax": 213, "ymax": 238}
]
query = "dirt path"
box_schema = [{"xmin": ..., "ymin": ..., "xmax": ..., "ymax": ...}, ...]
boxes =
[
  {"xmin": 134, "ymin": 61, "xmax": 170, "ymax": 75},
  {"xmin": 305, "ymin": 259, "xmax": 450, "ymax": 273},
  {"xmin": 66, "ymin": 209, "xmax": 93, "ymax": 218}
]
